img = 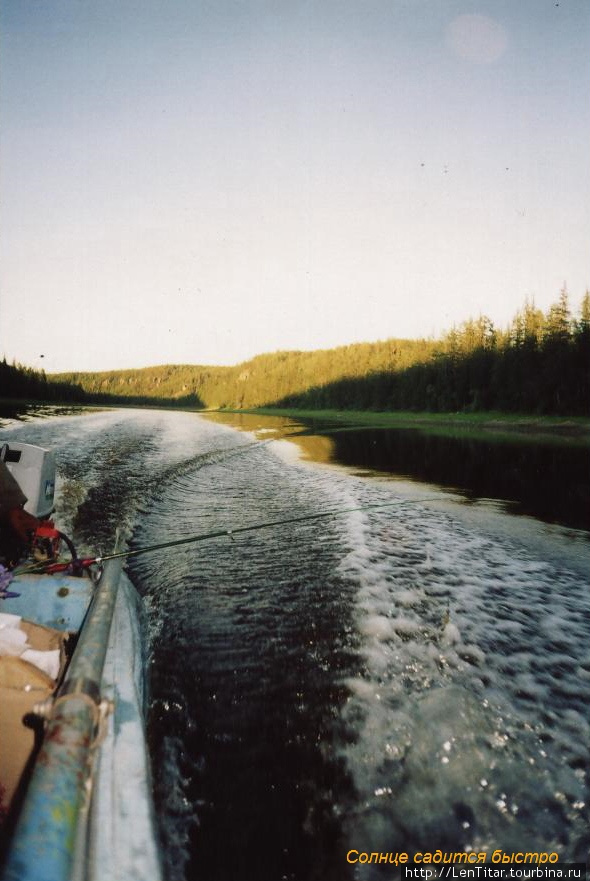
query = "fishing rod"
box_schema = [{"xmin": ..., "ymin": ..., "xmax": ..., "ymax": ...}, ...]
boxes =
[
  {"xmin": 9, "ymin": 424, "xmax": 327, "ymax": 579},
  {"xmin": 18, "ymin": 496, "xmax": 447, "ymax": 576},
  {"xmin": 10, "ymin": 417, "xmax": 376, "ymax": 580}
]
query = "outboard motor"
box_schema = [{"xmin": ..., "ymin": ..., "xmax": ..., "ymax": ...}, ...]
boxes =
[
  {"xmin": 0, "ymin": 443, "xmax": 56, "ymax": 519},
  {"xmin": 1, "ymin": 443, "xmax": 83, "ymax": 571}
]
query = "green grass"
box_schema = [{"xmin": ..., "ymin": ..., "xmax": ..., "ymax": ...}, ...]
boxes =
[
  {"xmin": 3, "ymin": 397, "xmax": 589, "ymax": 447},
  {"xmin": 231, "ymin": 407, "xmax": 590, "ymax": 446}
]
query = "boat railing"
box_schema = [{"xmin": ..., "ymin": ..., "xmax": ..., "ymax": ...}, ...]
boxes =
[{"xmin": 1, "ymin": 557, "xmax": 123, "ymax": 881}]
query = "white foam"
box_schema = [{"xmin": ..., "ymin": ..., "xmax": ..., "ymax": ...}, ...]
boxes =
[{"xmin": 329, "ymin": 478, "xmax": 590, "ymax": 857}]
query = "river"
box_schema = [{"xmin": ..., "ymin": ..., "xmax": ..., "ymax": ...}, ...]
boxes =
[{"xmin": 1, "ymin": 406, "xmax": 589, "ymax": 880}]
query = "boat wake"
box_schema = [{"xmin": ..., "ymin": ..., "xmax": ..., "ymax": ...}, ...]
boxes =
[
  {"xmin": 334, "ymin": 486, "xmax": 590, "ymax": 864},
  {"xmin": 2, "ymin": 408, "xmax": 588, "ymax": 880}
]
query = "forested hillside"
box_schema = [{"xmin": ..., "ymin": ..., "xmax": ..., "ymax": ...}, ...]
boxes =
[
  {"xmin": 277, "ymin": 289, "xmax": 590, "ymax": 415},
  {"xmin": 51, "ymin": 288, "xmax": 590, "ymax": 415},
  {"xmin": 55, "ymin": 337, "xmax": 433, "ymax": 410},
  {"xmin": 4, "ymin": 288, "xmax": 589, "ymax": 416},
  {"xmin": 0, "ymin": 359, "xmax": 86, "ymax": 403}
]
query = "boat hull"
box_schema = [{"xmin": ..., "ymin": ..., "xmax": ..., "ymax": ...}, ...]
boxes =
[
  {"xmin": 1, "ymin": 565, "xmax": 162, "ymax": 881},
  {"xmin": 1, "ymin": 572, "xmax": 95, "ymax": 633},
  {"xmin": 85, "ymin": 572, "xmax": 162, "ymax": 881}
]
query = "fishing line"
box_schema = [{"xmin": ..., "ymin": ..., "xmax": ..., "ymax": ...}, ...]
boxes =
[
  {"xmin": 11, "ymin": 416, "xmax": 445, "ymax": 576},
  {"xmin": 13, "ymin": 496, "xmax": 448, "ymax": 575},
  {"xmin": 93, "ymin": 497, "xmax": 450, "ymax": 568},
  {"xmin": 146, "ymin": 425, "xmax": 309, "ymax": 498}
]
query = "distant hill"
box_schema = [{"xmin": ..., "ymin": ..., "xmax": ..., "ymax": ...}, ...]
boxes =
[
  {"xmin": 53, "ymin": 338, "xmax": 435, "ymax": 409},
  {"xmin": 15, "ymin": 287, "xmax": 589, "ymax": 416}
]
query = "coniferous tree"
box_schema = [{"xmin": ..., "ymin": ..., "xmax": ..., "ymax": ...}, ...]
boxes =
[{"xmin": 16, "ymin": 288, "xmax": 586, "ymax": 417}]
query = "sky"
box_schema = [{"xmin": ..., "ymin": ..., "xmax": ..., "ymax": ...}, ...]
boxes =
[{"xmin": 1, "ymin": 0, "xmax": 589, "ymax": 373}]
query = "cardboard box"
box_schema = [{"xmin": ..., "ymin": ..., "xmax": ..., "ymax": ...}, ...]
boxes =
[{"xmin": 0, "ymin": 620, "xmax": 67, "ymax": 821}]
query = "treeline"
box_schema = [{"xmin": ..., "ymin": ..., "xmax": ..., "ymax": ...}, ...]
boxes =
[
  {"xmin": 54, "ymin": 337, "xmax": 435, "ymax": 410},
  {"xmin": 0, "ymin": 357, "xmax": 206, "ymax": 408},
  {"xmin": 0, "ymin": 358, "xmax": 87, "ymax": 403},
  {"xmin": 5, "ymin": 288, "xmax": 590, "ymax": 416},
  {"xmin": 277, "ymin": 288, "xmax": 590, "ymax": 415}
]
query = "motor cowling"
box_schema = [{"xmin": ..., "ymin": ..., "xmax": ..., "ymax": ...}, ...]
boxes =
[{"xmin": 0, "ymin": 443, "xmax": 56, "ymax": 519}]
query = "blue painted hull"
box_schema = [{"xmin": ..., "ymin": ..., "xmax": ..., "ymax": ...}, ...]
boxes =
[
  {"xmin": 2, "ymin": 571, "xmax": 95, "ymax": 633},
  {"xmin": 0, "ymin": 564, "xmax": 162, "ymax": 881}
]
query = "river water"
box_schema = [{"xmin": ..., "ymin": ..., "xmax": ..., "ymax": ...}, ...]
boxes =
[{"xmin": 1, "ymin": 407, "xmax": 589, "ymax": 880}]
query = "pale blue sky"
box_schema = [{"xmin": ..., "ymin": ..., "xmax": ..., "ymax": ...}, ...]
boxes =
[{"xmin": 1, "ymin": 0, "xmax": 588, "ymax": 372}]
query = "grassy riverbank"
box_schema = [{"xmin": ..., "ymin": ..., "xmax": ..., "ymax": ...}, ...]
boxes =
[
  {"xmin": 235, "ymin": 407, "xmax": 590, "ymax": 445},
  {"xmin": 3, "ymin": 397, "xmax": 589, "ymax": 446}
]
